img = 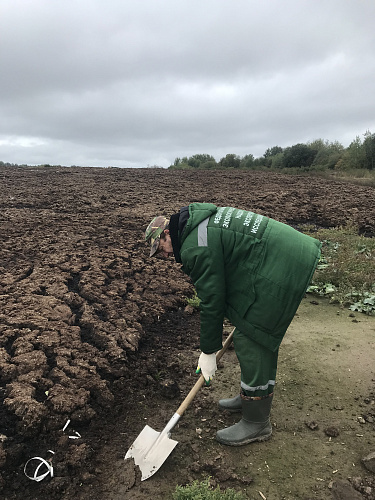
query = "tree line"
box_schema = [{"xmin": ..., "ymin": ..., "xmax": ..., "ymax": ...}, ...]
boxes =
[
  {"xmin": 1, "ymin": 130, "xmax": 374, "ymax": 171},
  {"xmin": 169, "ymin": 130, "xmax": 375, "ymax": 171}
]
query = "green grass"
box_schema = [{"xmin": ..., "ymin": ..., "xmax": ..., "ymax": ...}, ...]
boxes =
[
  {"xmin": 307, "ymin": 225, "xmax": 375, "ymax": 315},
  {"xmin": 172, "ymin": 478, "xmax": 246, "ymax": 500},
  {"xmin": 312, "ymin": 168, "xmax": 375, "ymax": 187}
]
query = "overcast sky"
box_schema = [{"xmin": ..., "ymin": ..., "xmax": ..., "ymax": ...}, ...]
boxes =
[{"xmin": 1, "ymin": 1, "xmax": 375, "ymax": 168}]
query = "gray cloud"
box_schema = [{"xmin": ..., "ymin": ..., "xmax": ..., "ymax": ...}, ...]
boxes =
[{"xmin": 1, "ymin": 0, "xmax": 375, "ymax": 167}]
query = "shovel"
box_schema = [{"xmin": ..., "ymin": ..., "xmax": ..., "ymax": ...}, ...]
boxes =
[{"xmin": 124, "ymin": 328, "xmax": 235, "ymax": 481}]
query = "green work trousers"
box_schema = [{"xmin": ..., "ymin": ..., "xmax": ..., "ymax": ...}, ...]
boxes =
[{"xmin": 233, "ymin": 328, "xmax": 279, "ymax": 397}]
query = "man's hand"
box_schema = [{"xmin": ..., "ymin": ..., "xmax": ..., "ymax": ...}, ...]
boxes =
[{"xmin": 196, "ymin": 352, "xmax": 217, "ymax": 385}]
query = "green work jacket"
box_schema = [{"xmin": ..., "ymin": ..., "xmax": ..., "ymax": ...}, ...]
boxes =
[{"xmin": 179, "ymin": 203, "xmax": 321, "ymax": 354}]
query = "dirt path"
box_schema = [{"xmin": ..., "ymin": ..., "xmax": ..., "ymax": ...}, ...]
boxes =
[{"xmin": 82, "ymin": 298, "xmax": 375, "ymax": 500}]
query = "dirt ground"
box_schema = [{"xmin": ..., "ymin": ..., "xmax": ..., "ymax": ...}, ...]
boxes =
[{"xmin": 0, "ymin": 166, "xmax": 374, "ymax": 499}]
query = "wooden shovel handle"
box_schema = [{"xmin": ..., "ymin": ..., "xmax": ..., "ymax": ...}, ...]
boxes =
[{"xmin": 176, "ymin": 328, "xmax": 235, "ymax": 417}]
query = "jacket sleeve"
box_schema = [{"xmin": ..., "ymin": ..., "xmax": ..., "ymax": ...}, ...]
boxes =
[{"xmin": 181, "ymin": 246, "xmax": 226, "ymax": 354}]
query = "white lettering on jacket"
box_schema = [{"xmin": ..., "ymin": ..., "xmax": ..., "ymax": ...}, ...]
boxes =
[
  {"xmin": 222, "ymin": 207, "xmax": 235, "ymax": 228},
  {"xmin": 243, "ymin": 211, "xmax": 254, "ymax": 226},
  {"xmin": 214, "ymin": 207, "xmax": 225, "ymax": 224},
  {"xmin": 251, "ymin": 214, "xmax": 263, "ymax": 234}
]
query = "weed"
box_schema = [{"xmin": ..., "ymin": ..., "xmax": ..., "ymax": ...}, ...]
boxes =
[
  {"xmin": 186, "ymin": 290, "xmax": 201, "ymax": 309},
  {"xmin": 153, "ymin": 370, "xmax": 166, "ymax": 381},
  {"xmin": 307, "ymin": 226, "xmax": 375, "ymax": 314},
  {"xmin": 172, "ymin": 478, "xmax": 246, "ymax": 500},
  {"xmin": 348, "ymin": 289, "xmax": 375, "ymax": 315}
]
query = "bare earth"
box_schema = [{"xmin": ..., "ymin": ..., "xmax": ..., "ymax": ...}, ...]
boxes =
[{"xmin": 0, "ymin": 167, "xmax": 374, "ymax": 499}]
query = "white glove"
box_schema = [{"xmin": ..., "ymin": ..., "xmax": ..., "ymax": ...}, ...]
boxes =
[{"xmin": 196, "ymin": 352, "xmax": 217, "ymax": 384}]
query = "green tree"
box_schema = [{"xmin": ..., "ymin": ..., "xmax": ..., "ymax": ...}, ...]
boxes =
[
  {"xmin": 200, "ymin": 160, "xmax": 218, "ymax": 169},
  {"xmin": 219, "ymin": 154, "xmax": 241, "ymax": 169},
  {"xmin": 309, "ymin": 139, "xmax": 344, "ymax": 170},
  {"xmin": 253, "ymin": 156, "xmax": 267, "ymax": 168},
  {"xmin": 187, "ymin": 154, "xmax": 215, "ymax": 169},
  {"xmin": 264, "ymin": 145, "xmax": 283, "ymax": 158},
  {"xmin": 282, "ymin": 143, "xmax": 318, "ymax": 168},
  {"xmin": 240, "ymin": 154, "xmax": 254, "ymax": 168},
  {"xmin": 363, "ymin": 130, "xmax": 375, "ymax": 170},
  {"xmin": 169, "ymin": 157, "xmax": 190, "ymax": 169},
  {"xmin": 170, "ymin": 154, "xmax": 216, "ymax": 169},
  {"xmin": 271, "ymin": 152, "xmax": 284, "ymax": 169},
  {"xmin": 337, "ymin": 135, "xmax": 366, "ymax": 170},
  {"xmin": 261, "ymin": 146, "xmax": 284, "ymax": 167}
]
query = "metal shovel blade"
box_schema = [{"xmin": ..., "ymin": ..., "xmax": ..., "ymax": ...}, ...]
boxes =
[
  {"xmin": 125, "ymin": 424, "xmax": 178, "ymax": 481},
  {"xmin": 125, "ymin": 329, "xmax": 234, "ymax": 481}
]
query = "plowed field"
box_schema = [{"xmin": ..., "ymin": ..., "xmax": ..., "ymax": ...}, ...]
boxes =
[{"xmin": 1, "ymin": 167, "xmax": 374, "ymax": 499}]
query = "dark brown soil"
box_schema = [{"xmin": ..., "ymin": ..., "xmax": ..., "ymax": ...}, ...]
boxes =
[{"xmin": 0, "ymin": 166, "xmax": 374, "ymax": 499}]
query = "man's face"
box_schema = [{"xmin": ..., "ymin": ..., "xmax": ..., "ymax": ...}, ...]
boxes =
[{"xmin": 157, "ymin": 230, "xmax": 174, "ymax": 258}]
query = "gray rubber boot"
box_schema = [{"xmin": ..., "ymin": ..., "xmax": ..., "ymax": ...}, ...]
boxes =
[
  {"xmin": 216, "ymin": 394, "xmax": 273, "ymax": 446},
  {"xmin": 218, "ymin": 394, "xmax": 242, "ymax": 413}
]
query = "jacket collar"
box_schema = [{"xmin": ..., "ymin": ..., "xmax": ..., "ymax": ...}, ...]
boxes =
[{"xmin": 169, "ymin": 206, "xmax": 189, "ymax": 263}]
